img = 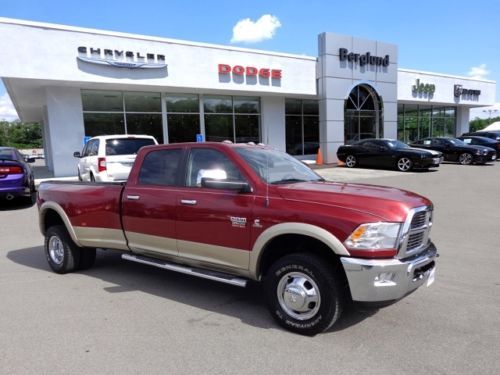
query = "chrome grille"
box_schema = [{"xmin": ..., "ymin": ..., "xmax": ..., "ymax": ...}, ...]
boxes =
[
  {"xmin": 407, "ymin": 232, "xmax": 424, "ymax": 250},
  {"xmin": 398, "ymin": 206, "xmax": 433, "ymax": 259},
  {"xmin": 411, "ymin": 212, "xmax": 427, "ymax": 229}
]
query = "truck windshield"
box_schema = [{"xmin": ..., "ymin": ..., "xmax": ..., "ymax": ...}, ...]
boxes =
[
  {"xmin": 235, "ymin": 147, "xmax": 324, "ymax": 184},
  {"xmin": 105, "ymin": 138, "xmax": 156, "ymax": 156}
]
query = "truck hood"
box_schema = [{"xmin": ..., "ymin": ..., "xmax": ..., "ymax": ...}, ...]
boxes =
[{"xmin": 275, "ymin": 181, "xmax": 431, "ymax": 222}]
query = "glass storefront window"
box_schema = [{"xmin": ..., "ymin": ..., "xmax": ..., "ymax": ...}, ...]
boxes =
[
  {"xmin": 166, "ymin": 94, "xmax": 199, "ymax": 113},
  {"xmin": 167, "ymin": 114, "xmax": 200, "ymax": 143},
  {"xmin": 82, "ymin": 90, "xmax": 123, "ymax": 112},
  {"xmin": 234, "ymin": 97, "xmax": 259, "ymax": 114},
  {"xmin": 125, "ymin": 92, "xmax": 161, "ymax": 112},
  {"xmin": 397, "ymin": 104, "xmax": 456, "ymax": 142},
  {"xmin": 204, "ymin": 95, "xmax": 232, "ymax": 113},
  {"xmin": 285, "ymin": 99, "xmax": 319, "ymax": 155},
  {"xmin": 205, "ymin": 114, "xmax": 233, "ymax": 142},
  {"xmin": 126, "ymin": 114, "xmax": 164, "ymax": 143},
  {"xmin": 235, "ymin": 115, "xmax": 260, "ymax": 144},
  {"xmin": 83, "ymin": 113, "xmax": 125, "ymax": 136},
  {"xmin": 344, "ymin": 85, "xmax": 382, "ymax": 144}
]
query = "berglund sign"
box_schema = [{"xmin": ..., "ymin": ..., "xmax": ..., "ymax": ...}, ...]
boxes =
[{"xmin": 339, "ymin": 48, "xmax": 390, "ymax": 67}]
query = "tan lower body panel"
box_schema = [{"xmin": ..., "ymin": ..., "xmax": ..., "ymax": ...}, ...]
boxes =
[
  {"xmin": 178, "ymin": 240, "xmax": 249, "ymax": 271},
  {"xmin": 126, "ymin": 231, "xmax": 178, "ymax": 257},
  {"xmin": 74, "ymin": 226, "xmax": 129, "ymax": 250}
]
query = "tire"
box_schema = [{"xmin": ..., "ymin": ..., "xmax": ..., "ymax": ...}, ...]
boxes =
[
  {"xmin": 25, "ymin": 179, "xmax": 36, "ymax": 205},
  {"xmin": 90, "ymin": 173, "xmax": 95, "ymax": 182},
  {"xmin": 345, "ymin": 155, "xmax": 357, "ymax": 168},
  {"xmin": 78, "ymin": 248, "xmax": 96, "ymax": 271},
  {"xmin": 263, "ymin": 253, "xmax": 345, "ymax": 336},
  {"xmin": 44, "ymin": 225, "xmax": 81, "ymax": 274},
  {"xmin": 396, "ymin": 157, "xmax": 413, "ymax": 172},
  {"xmin": 458, "ymin": 153, "xmax": 473, "ymax": 165},
  {"xmin": 77, "ymin": 169, "xmax": 83, "ymax": 182}
]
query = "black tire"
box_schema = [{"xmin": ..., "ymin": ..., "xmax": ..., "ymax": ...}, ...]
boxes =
[
  {"xmin": 25, "ymin": 179, "xmax": 36, "ymax": 205},
  {"xmin": 44, "ymin": 225, "xmax": 81, "ymax": 274},
  {"xmin": 345, "ymin": 155, "xmax": 357, "ymax": 168},
  {"xmin": 396, "ymin": 157, "xmax": 413, "ymax": 172},
  {"xmin": 78, "ymin": 248, "xmax": 96, "ymax": 270},
  {"xmin": 458, "ymin": 153, "xmax": 473, "ymax": 165},
  {"xmin": 263, "ymin": 253, "xmax": 345, "ymax": 336},
  {"xmin": 90, "ymin": 173, "xmax": 95, "ymax": 182},
  {"xmin": 77, "ymin": 169, "xmax": 83, "ymax": 182}
]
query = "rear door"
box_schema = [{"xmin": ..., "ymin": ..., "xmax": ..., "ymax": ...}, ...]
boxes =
[
  {"xmin": 122, "ymin": 147, "xmax": 184, "ymax": 257},
  {"xmin": 176, "ymin": 147, "xmax": 253, "ymax": 270}
]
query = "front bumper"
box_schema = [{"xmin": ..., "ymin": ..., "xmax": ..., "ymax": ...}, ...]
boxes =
[
  {"xmin": 341, "ymin": 242, "xmax": 437, "ymax": 302},
  {"xmin": 473, "ymin": 153, "xmax": 497, "ymax": 164}
]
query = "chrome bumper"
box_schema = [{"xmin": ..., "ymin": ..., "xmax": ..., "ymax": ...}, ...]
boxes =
[{"xmin": 341, "ymin": 243, "xmax": 437, "ymax": 302}]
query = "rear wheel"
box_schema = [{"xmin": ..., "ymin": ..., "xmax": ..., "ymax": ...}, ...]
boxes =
[
  {"xmin": 396, "ymin": 157, "xmax": 413, "ymax": 172},
  {"xmin": 44, "ymin": 225, "xmax": 81, "ymax": 274},
  {"xmin": 90, "ymin": 173, "xmax": 95, "ymax": 182},
  {"xmin": 458, "ymin": 153, "xmax": 473, "ymax": 165},
  {"xmin": 263, "ymin": 253, "xmax": 345, "ymax": 336},
  {"xmin": 345, "ymin": 155, "xmax": 357, "ymax": 168}
]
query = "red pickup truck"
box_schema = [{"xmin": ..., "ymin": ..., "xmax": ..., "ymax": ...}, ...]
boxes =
[{"xmin": 38, "ymin": 142, "xmax": 437, "ymax": 335}]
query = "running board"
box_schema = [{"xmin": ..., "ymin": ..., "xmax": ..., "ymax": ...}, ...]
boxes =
[{"xmin": 121, "ymin": 253, "xmax": 248, "ymax": 288}]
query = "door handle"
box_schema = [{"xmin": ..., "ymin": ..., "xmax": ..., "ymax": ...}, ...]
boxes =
[
  {"xmin": 127, "ymin": 195, "xmax": 140, "ymax": 200},
  {"xmin": 180, "ymin": 199, "xmax": 197, "ymax": 206}
]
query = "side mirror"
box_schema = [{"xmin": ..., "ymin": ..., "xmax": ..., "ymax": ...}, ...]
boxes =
[
  {"xmin": 73, "ymin": 151, "xmax": 81, "ymax": 158},
  {"xmin": 201, "ymin": 178, "xmax": 252, "ymax": 193}
]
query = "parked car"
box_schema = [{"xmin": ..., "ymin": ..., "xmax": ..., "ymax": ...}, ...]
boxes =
[
  {"xmin": 337, "ymin": 139, "xmax": 443, "ymax": 172},
  {"xmin": 74, "ymin": 135, "xmax": 158, "ymax": 182},
  {"xmin": 462, "ymin": 130, "xmax": 500, "ymax": 141},
  {"xmin": 0, "ymin": 146, "xmax": 36, "ymax": 202},
  {"xmin": 457, "ymin": 135, "xmax": 500, "ymax": 159},
  {"xmin": 410, "ymin": 137, "xmax": 496, "ymax": 165}
]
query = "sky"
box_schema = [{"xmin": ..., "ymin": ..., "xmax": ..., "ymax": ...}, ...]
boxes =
[{"xmin": 0, "ymin": 0, "xmax": 499, "ymax": 120}]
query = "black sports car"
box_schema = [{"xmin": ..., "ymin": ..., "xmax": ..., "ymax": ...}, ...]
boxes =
[
  {"xmin": 462, "ymin": 130, "xmax": 500, "ymax": 141},
  {"xmin": 457, "ymin": 136, "xmax": 500, "ymax": 159},
  {"xmin": 410, "ymin": 137, "xmax": 496, "ymax": 165},
  {"xmin": 336, "ymin": 139, "xmax": 443, "ymax": 172}
]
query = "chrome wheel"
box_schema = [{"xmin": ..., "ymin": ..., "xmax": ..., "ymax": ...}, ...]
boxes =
[
  {"xmin": 345, "ymin": 155, "xmax": 357, "ymax": 168},
  {"xmin": 48, "ymin": 236, "xmax": 64, "ymax": 265},
  {"xmin": 277, "ymin": 272, "xmax": 321, "ymax": 321},
  {"xmin": 397, "ymin": 157, "xmax": 412, "ymax": 172},
  {"xmin": 458, "ymin": 153, "xmax": 473, "ymax": 165}
]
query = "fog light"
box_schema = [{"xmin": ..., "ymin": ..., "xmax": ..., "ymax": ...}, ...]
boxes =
[{"xmin": 374, "ymin": 272, "xmax": 396, "ymax": 287}]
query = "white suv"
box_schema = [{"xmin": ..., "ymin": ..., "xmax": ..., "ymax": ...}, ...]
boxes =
[{"xmin": 74, "ymin": 135, "xmax": 158, "ymax": 182}]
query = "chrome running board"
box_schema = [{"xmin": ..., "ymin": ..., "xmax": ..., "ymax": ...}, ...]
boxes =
[{"xmin": 122, "ymin": 253, "xmax": 248, "ymax": 288}]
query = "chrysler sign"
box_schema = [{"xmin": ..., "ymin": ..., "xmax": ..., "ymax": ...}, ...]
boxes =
[{"xmin": 77, "ymin": 47, "xmax": 167, "ymax": 69}]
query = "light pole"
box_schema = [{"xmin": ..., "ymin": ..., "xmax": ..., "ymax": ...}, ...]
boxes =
[{"xmin": 483, "ymin": 109, "xmax": 498, "ymax": 122}]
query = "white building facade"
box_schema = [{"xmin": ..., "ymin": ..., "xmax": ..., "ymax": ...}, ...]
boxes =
[{"xmin": 0, "ymin": 18, "xmax": 496, "ymax": 176}]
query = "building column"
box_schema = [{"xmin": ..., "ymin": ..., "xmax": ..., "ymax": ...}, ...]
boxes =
[
  {"xmin": 261, "ymin": 96, "xmax": 286, "ymax": 151},
  {"xmin": 45, "ymin": 86, "xmax": 85, "ymax": 177},
  {"xmin": 456, "ymin": 107, "xmax": 470, "ymax": 135}
]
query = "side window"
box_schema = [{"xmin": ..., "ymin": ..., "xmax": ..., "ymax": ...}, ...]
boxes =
[
  {"xmin": 186, "ymin": 148, "xmax": 244, "ymax": 188},
  {"xmin": 138, "ymin": 149, "xmax": 183, "ymax": 186},
  {"xmin": 86, "ymin": 140, "xmax": 99, "ymax": 156},
  {"xmin": 81, "ymin": 143, "xmax": 89, "ymax": 157}
]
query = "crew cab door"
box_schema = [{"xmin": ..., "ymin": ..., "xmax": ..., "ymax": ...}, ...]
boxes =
[
  {"xmin": 121, "ymin": 148, "xmax": 184, "ymax": 257},
  {"xmin": 176, "ymin": 148, "xmax": 253, "ymax": 270}
]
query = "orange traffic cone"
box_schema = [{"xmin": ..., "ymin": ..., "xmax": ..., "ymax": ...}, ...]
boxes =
[{"xmin": 316, "ymin": 148, "xmax": 323, "ymax": 165}]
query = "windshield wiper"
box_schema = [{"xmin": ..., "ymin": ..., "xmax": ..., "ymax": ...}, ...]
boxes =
[{"xmin": 271, "ymin": 178, "xmax": 310, "ymax": 185}]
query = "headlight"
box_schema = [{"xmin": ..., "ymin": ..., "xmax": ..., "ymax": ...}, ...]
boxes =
[
  {"xmin": 345, "ymin": 222, "xmax": 401, "ymax": 250},
  {"xmin": 475, "ymin": 150, "xmax": 481, "ymax": 155}
]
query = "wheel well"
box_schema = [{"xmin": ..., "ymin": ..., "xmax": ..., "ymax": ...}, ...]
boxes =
[
  {"xmin": 258, "ymin": 234, "xmax": 342, "ymax": 278},
  {"xmin": 42, "ymin": 209, "xmax": 65, "ymax": 234}
]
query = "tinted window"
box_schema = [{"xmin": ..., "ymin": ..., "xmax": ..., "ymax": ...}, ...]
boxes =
[
  {"xmin": 139, "ymin": 149, "xmax": 183, "ymax": 186},
  {"xmin": 186, "ymin": 149, "xmax": 243, "ymax": 187},
  {"xmin": 0, "ymin": 149, "xmax": 16, "ymax": 160},
  {"xmin": 105, "ymin": 138, "xmax": 155, "ymax": 156}
]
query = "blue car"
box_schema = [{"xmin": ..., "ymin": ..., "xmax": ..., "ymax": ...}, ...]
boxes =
[{"xmin": 0, "ymin": 147, "xmax": 36, "ymax": 202}]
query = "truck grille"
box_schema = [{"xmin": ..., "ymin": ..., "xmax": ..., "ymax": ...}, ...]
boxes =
[{"xmin": 398, "ymin": 206, "xmax": 433, "ymax": 258}]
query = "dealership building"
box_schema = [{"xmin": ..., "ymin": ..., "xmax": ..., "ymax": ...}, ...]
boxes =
[{"xmin": 0, "ymin": 17, "xmax": 496, "ymax": 176}]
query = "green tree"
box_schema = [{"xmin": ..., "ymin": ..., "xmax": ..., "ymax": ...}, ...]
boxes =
[
  {"xmin": 0, "ymin": 121, "xmax": 42, "ymax": 148},
  {"xmin": 469, "ymin": 116, "xmax": 500, "ymax": 132}
]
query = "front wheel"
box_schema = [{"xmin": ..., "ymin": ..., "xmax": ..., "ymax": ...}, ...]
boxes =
[
  {"xmin": 44, "ymin": 225, "xmax": 81, "ymax": 274},
  {"xmin": 397, "ymin": 157, "xmax": 413, "ymax": 172},
  {"xmin": 458, "ymin": 153, "xmax": 473, "ymax": 165},
  {"xmin": 345, "ymin": 155, "xmax": 357, "ymax": 168},
  {"xmin": 263, "ymin": 253, "xmax": 345, "ymax": 336}
]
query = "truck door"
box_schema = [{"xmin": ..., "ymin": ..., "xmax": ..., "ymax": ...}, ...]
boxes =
[
  {"xmin": 176, "ymin": 148, "xmax": 253, "ymax": 271},
  {"xmin": 122, "ymin": 148, "xmax": 183, "ymax": 257}
]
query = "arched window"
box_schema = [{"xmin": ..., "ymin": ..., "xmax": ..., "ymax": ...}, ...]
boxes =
[{"xmin": 344, "ymin": 84, "xmax": 383, "ymax": 144}]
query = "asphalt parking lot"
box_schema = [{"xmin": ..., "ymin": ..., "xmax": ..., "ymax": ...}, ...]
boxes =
[{"xmin": 1, "ymin": 162, "xmax": 499, "ymax": 375}]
